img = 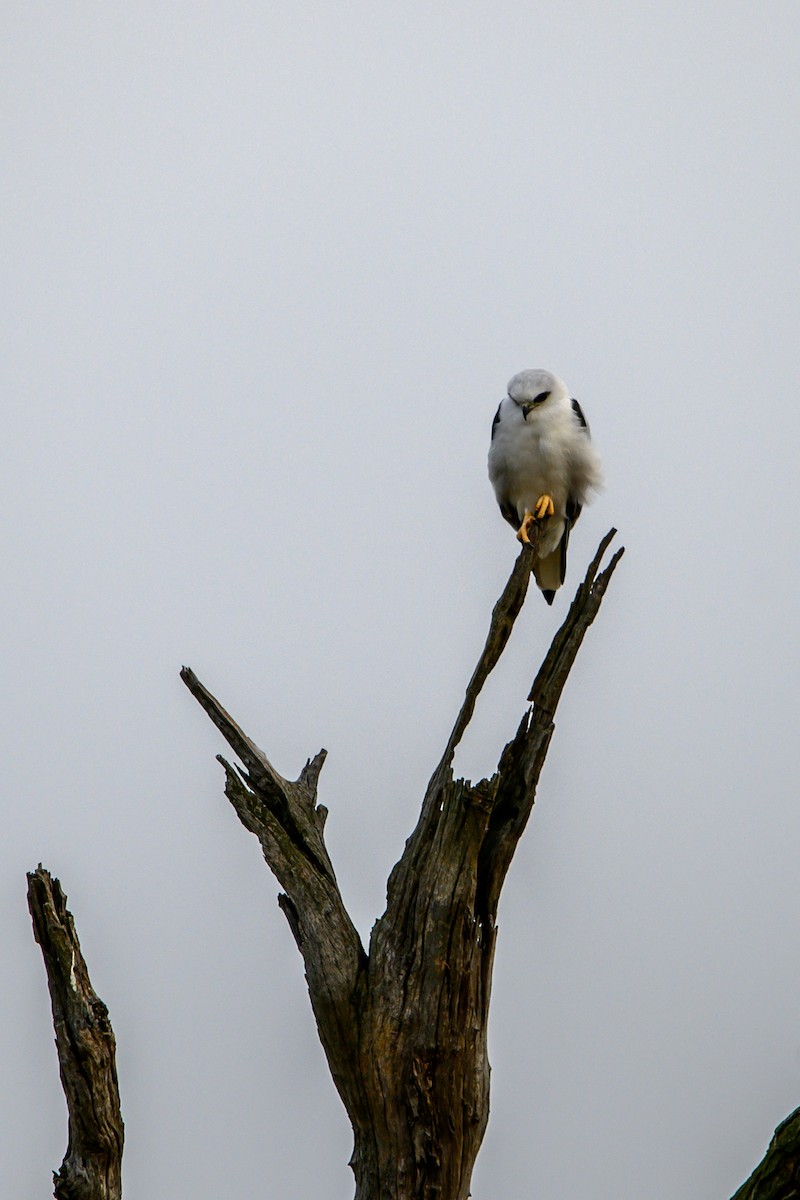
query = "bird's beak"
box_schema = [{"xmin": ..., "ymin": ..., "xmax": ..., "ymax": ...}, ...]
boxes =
[{"xmin": 521, "ymin": 403, "xmax": 534, "ymax": 420}]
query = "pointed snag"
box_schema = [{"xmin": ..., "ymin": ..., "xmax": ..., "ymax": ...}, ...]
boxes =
[
  {"xmin": 439, "ymin": 537, "xmax": 537, "ymax": 772},
  {"xmin": 180, "ymin": 666, "xmax": 287, "ymax": 796},
  {"xmin": 473, "ymin": 530, "xmax": 624, "ymax": 924},
  {"xmin": 528, "ymin": 529, "xmax": 624, "ymax": 708},
  {"xmin": 299, "ymin": 748, "xmax": 328, "ymax": 798},
  {"xmin": 184, "ymin": 670, "xmax": 367, "ymax": 1092},
  {"xmin": 27, "ymin": 867, "xmax": 124, "ymax": 1200}
]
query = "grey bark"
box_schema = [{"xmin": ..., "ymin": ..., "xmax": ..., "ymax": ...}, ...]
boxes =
[
  {"xmin": 182, "ymin": 527, "xmax": 623, "ymax": 1199},
  {"xmin": 27, "ymin": 866, "xmax": 124, "ymax": 1200}
]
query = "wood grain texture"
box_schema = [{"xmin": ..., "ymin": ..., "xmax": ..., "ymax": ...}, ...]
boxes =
[
  {"xmin": 27, "ymin": 867, "xmax": 123, "ymax": 1200},
  {"xmin": 182, "ymin": 528, "xmax": 624, "ymax": 1200}
]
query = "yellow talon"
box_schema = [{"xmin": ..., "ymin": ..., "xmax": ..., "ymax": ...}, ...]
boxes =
[
  {"xmin": 516, "ymin": 511, "xmax": 536, "ymax": 544},
  {"xmin": 517, "ymin": 496, "xmax": 555, "ymax": 542}
]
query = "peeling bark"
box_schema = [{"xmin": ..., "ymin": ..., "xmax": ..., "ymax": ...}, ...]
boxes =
[
  {"xmin": 27, "ymin": 866, "xmax": 124, "ymax": 1200},
  {"xmin": 182, "ymin": 527, "xmax": 623, "ymax": 1199}
]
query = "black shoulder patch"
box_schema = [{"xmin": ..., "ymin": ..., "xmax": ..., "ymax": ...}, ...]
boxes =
[
  {"xmin": 571, "ymin": 397, "xmax": 588, "ymax": 430},
  {"xmin": 491, "ymin": 403, "xmax": 502, "ymax": 440}
]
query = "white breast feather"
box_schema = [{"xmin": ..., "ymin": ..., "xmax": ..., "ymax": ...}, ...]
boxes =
[{"xmin": 488, "ymin": 393, "xmax": 603, "ymax": 560}]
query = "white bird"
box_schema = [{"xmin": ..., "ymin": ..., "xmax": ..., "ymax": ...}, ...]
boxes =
[{"xmin": 488, "ymin": 368, "xmax": 603, "ymax": 604}]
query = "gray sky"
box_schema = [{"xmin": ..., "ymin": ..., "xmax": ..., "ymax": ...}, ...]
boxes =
[{"xmin": 3, "ymin": 3, "xmax": 799, "ymax": 1197}]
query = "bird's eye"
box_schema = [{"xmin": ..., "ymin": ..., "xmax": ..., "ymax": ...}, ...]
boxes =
[{"xmin": 534, "ymin": 391, "xmax": 550, "ymax": 404}]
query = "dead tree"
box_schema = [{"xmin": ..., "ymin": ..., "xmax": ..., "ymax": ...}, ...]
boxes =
[
  {"xmin": 27, "ymin": 866, "xmax": 124, "ymax": 1200},
  {"xmin": 182, "ymin": 529, "xmax": 622, "ymax": 1200},
  {"xmin": 25, "ymin": 529, "xmax": 800, "ymax": 1200}
]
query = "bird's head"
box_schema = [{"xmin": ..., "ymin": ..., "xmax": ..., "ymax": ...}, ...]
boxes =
[{"xmin": 507, "ymin": 368, "xmax": 568, "ymax": 420}]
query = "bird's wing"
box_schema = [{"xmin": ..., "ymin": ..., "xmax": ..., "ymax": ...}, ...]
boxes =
[
  {"xmin": 490, "ymin": 401, "xmax": 519, "ymax": 526},
  {"xmin": 570, "ymin": 396, "xmax": 589, "ymax": 431},
  {"xmin": 558, "ymin": 495, "xmax": 581, "ymax": 584},
  {"xmin": 566, "ymin": 397, "xmax": 591, "ymax": 525},
  {"xmin": 558, "ymin": 397, "xmax": 593, "ymax": 579}
]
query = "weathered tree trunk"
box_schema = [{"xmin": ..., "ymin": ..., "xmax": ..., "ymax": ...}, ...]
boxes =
[
  {"xmin": 182, "ymin": 529, "xmax": 623, "ymax": 1199},
  {"xmin": 23, "ymin": 865, "xmax": 800, "ymax": 1200},
  {"xmin": 27, "ymin": 866, "xmax": 124, "ymax": 1200},
  {"xmin": 25, "ymin": 528, "xmax": 800, "ymax": 1200}
]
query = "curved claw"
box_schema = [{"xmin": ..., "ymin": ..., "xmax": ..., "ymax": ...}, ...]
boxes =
[
  {"xmin": 517, "ymin": 496, "xmax": 556, "ymax": 543},
  {"xmin": 516, "ymin": 511, "xmax": 536, "ymax": 543}
]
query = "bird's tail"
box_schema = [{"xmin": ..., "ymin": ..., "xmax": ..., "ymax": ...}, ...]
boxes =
[{"xmin": 533, "ymin": 546, "xmax": 565, "ymax": 606}]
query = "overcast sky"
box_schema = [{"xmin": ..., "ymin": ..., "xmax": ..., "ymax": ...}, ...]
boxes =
[{"xmin": 3, "ymin": 4, "xmax": 800, "ymax": 1197}]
